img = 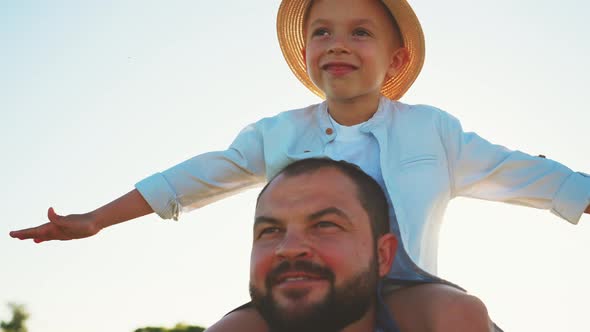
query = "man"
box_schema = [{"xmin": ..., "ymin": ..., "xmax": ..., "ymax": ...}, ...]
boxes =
[{"xmin": 248, "ymin": 158, "xmax": 398, "ymax": 332}]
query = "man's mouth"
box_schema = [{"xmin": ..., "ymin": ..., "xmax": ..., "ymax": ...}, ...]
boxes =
[
  {"xmin": 283, "ymin": 277, "xmax": 311, "ymax": 282},
  {"xmin": 276, "ymin": 272, "xmax": 324, "ymax": 284},
  {"xmin": 266, "ymin": 260, "xmax": 335, "ymax": 289},
  {"xmin": 273, "ymin": 272, "xmax": 328, "ymax": 291}
]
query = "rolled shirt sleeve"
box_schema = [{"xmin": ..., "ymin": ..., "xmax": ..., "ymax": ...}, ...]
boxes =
[
  {"xmin": 551, "ymin": 172, "xmax": 590, "ymax": 224},
  {"xmin": 440, "ymin": 111, "xmax": 590, "ymax": 224},
  {"xmin": 135, "ymin": 172, "xmax": 181, "ymax": 220},
  {"xmin": 135, "ymin": 123, "xmax": 267, "ymax": 220}
]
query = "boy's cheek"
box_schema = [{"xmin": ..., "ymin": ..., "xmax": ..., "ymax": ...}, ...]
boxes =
[{"xmin": 301, "ymin": 47, "xmax": 307, "ymax": 66}]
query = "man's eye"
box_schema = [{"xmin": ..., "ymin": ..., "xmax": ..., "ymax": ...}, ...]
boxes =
[
  {"xmin": 312, "ymin": 28, "xmax": 330, "ymax": 37},
  {"xmin": 315, "ymin": 221, "xmax": 338, "ymax": 229},
  {"xmin": 259, "ymin": 227, "xmax": 281, "ymax": 237}
]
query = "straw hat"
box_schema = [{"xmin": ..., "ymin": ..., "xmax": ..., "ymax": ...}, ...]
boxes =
[{"xmin": 276, "ymin": 0, "xmax": 425, "ymax": 100}]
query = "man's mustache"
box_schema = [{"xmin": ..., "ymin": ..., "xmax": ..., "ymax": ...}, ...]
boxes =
[{"xmin": 266, "ymin": 260, "xmax": 335, "ymax": 287}]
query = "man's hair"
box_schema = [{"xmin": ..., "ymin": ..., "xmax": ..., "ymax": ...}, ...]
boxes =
[
  {"xmin": 303, "ymin": 0, "xmax": 403, "ymax": 48},
  {"xmin": 257, "ymin": 158, "xmax": 390, "ymax": 239}
]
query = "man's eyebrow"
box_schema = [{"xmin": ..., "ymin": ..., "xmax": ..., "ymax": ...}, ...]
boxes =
[
  {"xmin": 254, "ymin": 207, "xmax": 351, "ymax": 226},
  {"xmin": 254, "ymin": 216, "xmax": 280, "ymax": 227},
  {"xmin": 308, "ymin": 207, "xmax": 351, "ymax": 223}
]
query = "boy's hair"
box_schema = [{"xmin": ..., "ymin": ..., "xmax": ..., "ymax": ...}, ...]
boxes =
[
  {"xmin": 303, "ymin": 0, "xmax": 403, "ymax": 48},
  {"xmin": 257, "ymin": 158, "xmax": 391, "ymax": 240}
]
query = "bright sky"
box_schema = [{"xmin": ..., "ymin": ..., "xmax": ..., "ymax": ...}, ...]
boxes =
[{"xmin": 1, "ymin": 0, "xmax": 589, "ymax": 331}]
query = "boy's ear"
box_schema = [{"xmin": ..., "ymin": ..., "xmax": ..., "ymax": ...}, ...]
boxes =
[
  {"xmin": 386, "ymin": 47, "xmax": 409, "ymax": 79},
  {"xmin": 377, "ymin": 233, "xmax": 398, "ymax": 277},
  {"xmin": 301, "ymin": 47, "xmax": 307, "ymax": 68}
]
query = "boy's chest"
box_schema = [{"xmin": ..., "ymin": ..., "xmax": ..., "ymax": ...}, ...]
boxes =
[{"xmin": 264, "ymin": 122, "xmax": 450, "ymax": 190}]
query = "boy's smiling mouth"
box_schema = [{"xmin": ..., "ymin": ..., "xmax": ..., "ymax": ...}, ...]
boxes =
[{"xmin": 322, "ymin": 62, "xmax": 358, "ymax": 76}]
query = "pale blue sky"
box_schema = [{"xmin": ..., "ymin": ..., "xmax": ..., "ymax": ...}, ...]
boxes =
[{"xmin": 1, "ymin": 1, "xmax": 589, "ymax": 331}]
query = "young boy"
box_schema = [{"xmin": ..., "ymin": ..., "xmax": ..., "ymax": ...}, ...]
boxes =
[{"xmin": 10, "ymin": 0, "xmax": 590, "ymax": 331}]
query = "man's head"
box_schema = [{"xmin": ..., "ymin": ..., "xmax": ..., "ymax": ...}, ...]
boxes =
[
  {"xmin": 277, "ymin": 0, "xmax": 425, "ymax": 100},
  {"xmin": 250, "ymin": 159, "xmax": 397, "ymax": 332}
]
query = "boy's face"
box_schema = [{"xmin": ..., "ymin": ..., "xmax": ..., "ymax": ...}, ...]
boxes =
[{"xmin": 304, "ymin": 0, "xmax": 405, "ymax": 102}]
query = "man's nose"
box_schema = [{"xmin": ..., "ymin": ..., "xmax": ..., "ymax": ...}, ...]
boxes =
[{"xmin": 275, "ymin": 231, "xmax": 311, "ymax": 259}]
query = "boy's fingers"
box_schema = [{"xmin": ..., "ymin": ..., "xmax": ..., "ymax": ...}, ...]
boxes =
[
  {"xmin": 9, "ymin": 228, "xmax": 33, "ymax": 239},
  {"xmin": 47, "ymin": 207, "xmax": 62, "ymax": 223},
  {"xmin": 47, "ymin": 207, "xmax": 69, "ymax": 227},
  {"xmin": 8, "ymin": 231, "xmax": 24, "ymax": 239},
  {"xmin": 9, "ymin": 208, "xmax": 61, "ymax": 240},
  {"xmin": 9, "ymin": 224, "xmax": 50, "ymax": 240}
]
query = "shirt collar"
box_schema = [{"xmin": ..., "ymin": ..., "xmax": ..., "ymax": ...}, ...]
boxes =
[{"xmin": 316, "ymin": 95, "xmax": 394, "ymax": 139}]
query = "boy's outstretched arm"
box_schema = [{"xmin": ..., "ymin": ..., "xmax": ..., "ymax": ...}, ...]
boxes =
[
  {"xmin": 438, "ymin": 109, "xmax": 590, "ymax": 225},
  {"xmin": 9, "ymin": 189, "xmax": 152, "ymax": 243}
]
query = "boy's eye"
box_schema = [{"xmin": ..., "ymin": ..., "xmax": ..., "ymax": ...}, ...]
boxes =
[
  {"xmin": 311, "ymin": 28, "xmax": 330, "ymax": 37},
  {"xmin": 352, "ymin": 28, "xmax": 371, "ymax": 37}
]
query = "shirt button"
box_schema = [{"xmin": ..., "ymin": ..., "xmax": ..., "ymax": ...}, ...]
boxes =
[{"xmin": 325, "ymin": 128, "xmax": 334, "ymax": 135}]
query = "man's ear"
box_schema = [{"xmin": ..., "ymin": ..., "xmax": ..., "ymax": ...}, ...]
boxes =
[
  {"xmin": 385, "ymin": 47, "xmax": 409, "ymax": 79},
  {"xmin": 377, "ymin": 233, "xmax": 398, "ymax": 277}
]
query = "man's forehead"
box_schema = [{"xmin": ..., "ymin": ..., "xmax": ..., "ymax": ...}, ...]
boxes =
[{"xmin": 256, "ymin": 167, "xmax": 359, "ymax": 214}]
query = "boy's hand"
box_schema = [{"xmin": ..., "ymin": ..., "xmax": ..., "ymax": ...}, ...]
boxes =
[{"xmin": 9, "ymin": 207, "xmax": 101, "ymax": 243}]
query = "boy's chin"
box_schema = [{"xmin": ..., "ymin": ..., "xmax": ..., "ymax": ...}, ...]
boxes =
[{"xmin": 323, "ymin": 89, "xmax": 381, "ymax": 103}]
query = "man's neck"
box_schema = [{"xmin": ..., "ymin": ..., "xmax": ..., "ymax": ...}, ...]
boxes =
[
  {"xmin": 266, "ymin": 306, "xmax": 379, "ymax": 332},
  {"xmin": 326, "ymin": 93, "xmax": 381, "ymax": 126},
  {"xmin": 340, "ymin": 307, "xmax": 378, "ymax": 332}
]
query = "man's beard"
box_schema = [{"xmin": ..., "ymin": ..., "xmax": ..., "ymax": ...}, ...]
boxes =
[{"xmin": 250, "ymin": 257, "xmax": 379, "ymax": 332}]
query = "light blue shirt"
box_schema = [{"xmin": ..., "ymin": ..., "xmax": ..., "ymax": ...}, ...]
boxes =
[{"xmin": 136, "ymin": 96, "xmax": 590, "ymax": 277}]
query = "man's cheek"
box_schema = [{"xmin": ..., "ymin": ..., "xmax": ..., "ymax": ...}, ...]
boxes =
[{"xmin": 250, "ymin": 251, "xmax": 274, "ymax": 287}]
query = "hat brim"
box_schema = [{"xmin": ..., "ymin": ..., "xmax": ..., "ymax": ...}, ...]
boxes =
[{"xmin": 276, "ymin": 0, "xmax": 425, "ymax": 100}]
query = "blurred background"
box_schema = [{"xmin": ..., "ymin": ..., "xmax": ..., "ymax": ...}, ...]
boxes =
[{"xmin": 1, "ymin": 0, "xmax": 589, "ymax": 331}]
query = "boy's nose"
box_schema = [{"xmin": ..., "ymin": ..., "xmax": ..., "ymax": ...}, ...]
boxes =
[
  {"xmin": 327, "ymin": 37, "xmax": 350, "ymax": 55},
  {"xmin": 275, "ymin": 231, "xmax": 311, "ymax": 259},
  {"xmin": 328, "ymin": 45, "xmax": 349, "ymax": 55}
]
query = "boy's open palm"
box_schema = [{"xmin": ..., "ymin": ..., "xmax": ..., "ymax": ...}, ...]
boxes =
[{"xmin": 9, "ymin": 207, "xmax": 100, "ymax": 243}]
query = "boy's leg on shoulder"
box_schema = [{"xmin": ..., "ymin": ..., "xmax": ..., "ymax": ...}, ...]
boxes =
[
  {"xmin": 383, "ymin": 283, "xmax": 493, "ymax": 332},
  {"xmin": 205, "ymin": 306, "xmax": 269, "ymax": 332}
]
